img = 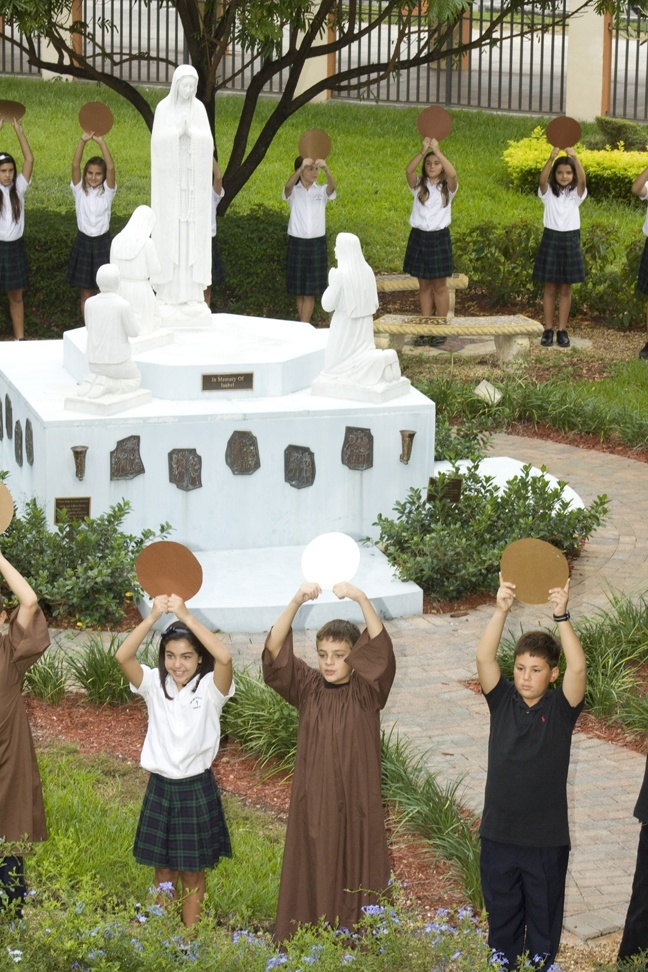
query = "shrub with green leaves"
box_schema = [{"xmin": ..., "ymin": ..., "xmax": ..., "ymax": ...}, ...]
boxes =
[
  {"xmin": 22, "ymin": 650, "xmax": 67, "ymax": 703},
  {"xmin": 64, "ymin": 632, "xmax": 132, "ymax": 705},
  {"xmin": 374, "ymin": 464, "xmax": 608, "ymax": 601},
  {"xmin": 0, "ymin": 499, "xmax": 171, "ymax": 628}
]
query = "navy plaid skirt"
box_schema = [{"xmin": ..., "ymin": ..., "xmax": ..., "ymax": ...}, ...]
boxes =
[
  {"xmin": 67, "ymin": 230, "xmax": 111, "ymax": 289},
  {"xmin": 638, "ymin": 238, "xmax": 648, "ymax": 295},
  {"xmin": 0, "ymin": 239, "xmax": 29, "ymax": 290},
  {"xmin": 286, "ymin": 235, "xmax": 328, "ymax": 296},
  {"xmin": 134, "ymin": 770, "xmax": 231, "ymax": 872},
  {"xmin": 533, "ymin": 228, "xmax": 585, "ymax": 284},
  {"xmin": 403, "ymin": 226, "xmax": 453, "ymax": 280},
  {"xmin": 211, "ymin": 238, "xmax": 225, "ymax": 286}
]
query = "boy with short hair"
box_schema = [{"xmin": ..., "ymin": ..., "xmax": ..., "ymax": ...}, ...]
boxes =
[
  {"xmin": 263, "ymin": 580, "xmax": 395, "ymax": 941},
  {"xmin": 476, "ymin": 576, "xmax": 586, "ymax": 969}
]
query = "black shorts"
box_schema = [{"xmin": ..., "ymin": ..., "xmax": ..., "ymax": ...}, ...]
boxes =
[
  {"xmin": 134, "ymin": 770, "xmax": 231, "ymax": 872},
  {"xmin": 286, "ymin": 235, "xmax": 328, "ymax": 297},
  {"xmin": 403, "ymin": 226, "xmax": 453, "ymax": 280},
  {"xmin": 533, "ymin": 228, "xmax": 585, "ymax": 284},
  {"xmin": 638, "ymin": 238, "xmax": 648, "ymax": 295},
  {"xmin": 67, "ymin": 230, "xmax": 111, "ymax": 289}
]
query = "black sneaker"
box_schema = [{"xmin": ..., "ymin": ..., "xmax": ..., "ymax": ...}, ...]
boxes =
[
  {"xmin": 639, "ymin": 342, "xmax": 648, "ymax": 359},
  {"xmin": 540, "ymin": 329, "xmax": 554, "ymax": 347},
  {"xmin": 413, "ymin": 335, "xmax": 446, "ymax": 348},
  {"xmin": 556, "ymin": 329, "xmax": 570, "ymax": 348}
]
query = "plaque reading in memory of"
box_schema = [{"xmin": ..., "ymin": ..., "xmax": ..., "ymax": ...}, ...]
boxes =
[
  {"xmin": 202, "ymin": 372, "xmax": 254, "ymax": 392},
  {"xmin": 55, "ymin": 497, "xmax": 91, "ymax": 521}
]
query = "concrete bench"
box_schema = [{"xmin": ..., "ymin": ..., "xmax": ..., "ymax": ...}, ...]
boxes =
[
  {"xmin": 373, "ymin": 313, "xmax": 544, "ymax": 364},
  {"xmin": 375, "ymin": 272, "xmax": 469, "ymax": 319}
]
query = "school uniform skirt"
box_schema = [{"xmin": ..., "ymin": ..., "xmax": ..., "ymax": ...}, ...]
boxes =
[
  {"xmin": 67, "ymin": 230, "xmax": 111, "ymax": 289},
  {"xmin": 211, "ymin": 238, "xmax": 225, "ymax": 286},
  {"xmin": 286, "ymin": 235, "xmax": 328, "ymax": 296},
  {"xmin": 533, "ymin": 228, "xmax": 585, "ymax": 284},
  {"xmin": 134, "ymin": 769, "xmax": 231, "ymax": 872},
  {"xmin": 637, "ymin": 238, "xmax": 648, "ymax": 295},
  {"xmin": 403, "ymin": 226, "xmax": 453, "ymax": 280},
  {"xmin": 0, "ymin": 239, "xmax": 29, "ymax": 290}
]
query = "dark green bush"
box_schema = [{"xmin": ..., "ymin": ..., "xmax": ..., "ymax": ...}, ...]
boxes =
[
  {"xmin": 583, "ymin": 116, "xmax": 648, "ymax": 152},
  {"xmin": 374, "ymin": 464, "xmax": 608, "ymax": 601},
  {"xmin": 0, "ymin": 499, "xmax": 170, "ymax": 628}
]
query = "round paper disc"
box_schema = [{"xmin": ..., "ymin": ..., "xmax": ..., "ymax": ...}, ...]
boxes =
[
  {"xmin": 500, "ymin": 538, "xmax": 569, "ymax": 605},
  {"xmin": 546, "ymin": 116, "xmax": 581, "ymax": 149},
  {"xmin": 136, "ymin": 541, "xmax": 203, "ymax": 601},
  {"xmin": 0, "ymin": 100, "xmax": 26, "ymax": 123},
  {"xmin": 301, "ymin": 532, "xmax": 360, "ymax": 590},
  {"xmin": 78, "ymin": 102, "xmax": 114, "ymax": 137},
  {"xmin": 417, "ymin": 106, "xmax": 453, "ymax": 141},
  {"xmin": 0, "ymin": 483, "xmax": 14, "ymax": 535},
  {"xmin": 298, "ymin": 129, "xmax": 332, "ymax": 161}
]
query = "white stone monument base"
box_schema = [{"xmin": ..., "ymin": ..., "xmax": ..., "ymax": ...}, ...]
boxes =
[
  {"xmin": 156, "ymin": 300, "xmax": 212, "ymax": 324},
  {"xmin": 64, "ymin": 388, "xmax": 153, "ymax": 416},
  {"xmin": 310, "ymin": 375, "xmax": 411, "ymax": 403},
  {"xmin": 142, "ymin": 543, "xmax": 422, "ymax": 633},
  {"xmin": 130, "ymin": 329, "xmax": 175, "ymax": 353}
]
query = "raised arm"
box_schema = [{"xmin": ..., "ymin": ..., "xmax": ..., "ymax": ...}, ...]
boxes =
[
  {"xmin": 427, "ymin": 138, "xmax": 457, "ymax": 192},
  {"xmin": 632, "ymin": 164, "xmax": 648, "ymax": 198},
  {"xmin": 476, "ymin": 578, "xmax": 516, "ymax": 694},
  {"xmin": 266, "ymin": 582, "xmax": 321, "ymax": 659},
  {"xmin": 538, "ymin": 146, "xmax": 560, "ymax": 195},
  {"xmin": 71, "ymin": 132, "xmax": 93, "ymax": 185},
  {"xmin": 332, "ymin": 582, "xmax": 383, "ymax": 639},
  {"xmin": 167, "ymin": 593, "xmax": 232, "ymax": 696},
  {"xmin": 284, "ymin": 159, "xmax": 309, "ymax": 199},
  {"xmin": 213, "ymin": 158, "xmax": 223, "ymax": 194},
  {"xmin": 549, "ymin": 580, "xmax": 586, "ymax": 707},
  {"xmin": 565, "ymin": 147, "xmax": 586, "ymax": 196},
  {"xmin": 316, "ymin": 159, "xmax": 336, "ymax": 196},
  {"xmin": 0, "ymin": 548, "xmax": 39, "ymax": 630},
  {"xmin": 12, "ymin": 119, "xmax": 33, "ymax": 182},
  {"xmin": 115, "ymin": 594, "xmax": 168, "ymax": 689},
  {"xmin": 406, "ymin": 138, "xmax": 430, "ymax": 189},
  {"xmin": 95, "ymin": 135, "xmax": 115, "ymax": 189}
]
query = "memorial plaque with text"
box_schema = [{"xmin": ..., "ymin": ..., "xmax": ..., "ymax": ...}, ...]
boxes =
[
  {"xmin": 202, "ymin": 372, "xmax": 254, "ymax": 392},
  {"xmin": 55, "ymin": 497, "xmax": 91, "ymax": 521}
]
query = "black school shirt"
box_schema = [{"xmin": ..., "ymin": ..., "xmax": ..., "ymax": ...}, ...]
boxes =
[{"xmin": 479, "ymin": 677, "xmax": 583, "ymax": 847}]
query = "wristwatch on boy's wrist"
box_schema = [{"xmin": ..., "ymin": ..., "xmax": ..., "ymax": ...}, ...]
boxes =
[{"xmin": 552, "ymin": 611, "xmax": 571, "ymax": 622}]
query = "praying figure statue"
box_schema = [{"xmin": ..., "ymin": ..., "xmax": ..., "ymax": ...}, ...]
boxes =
[
  {"xmin": 150, "ymin": 64, "xmax": 214, "ymax": 315},
  {"xmin": 77, "ymin": 264, "xmax": 142, "ymax": 399},
  {"xmin": 110, "ymin": 206, "xmax": 162, "ymax": 334},
  {"xmin": 311, "ymin": 233, "xmax": 409, "ymax": 402}
]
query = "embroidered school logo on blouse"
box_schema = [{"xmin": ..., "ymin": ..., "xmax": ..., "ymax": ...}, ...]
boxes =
[{"xmin": 190, "ymin": 697, "xmax": 203, "ymax": 709}]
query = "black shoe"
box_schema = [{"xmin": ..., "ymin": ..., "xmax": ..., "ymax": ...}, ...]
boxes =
[
  {"xmin": 639, "ymin": 342, "xmax": 648, "ymax": 359},
  {"xmin": 413, "ymin": 335, "xmax": 446, "ymax": 348},
  {"xmin": 540, "ymin": 329, "xmax": 554, "ymax": 347},
  {"xmin": 556, "ymin": 329, "xmax": 570, "ymax": 348}
]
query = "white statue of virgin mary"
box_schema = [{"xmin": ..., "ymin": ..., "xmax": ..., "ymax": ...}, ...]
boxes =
[{"xmin": 150, "ymin": 65, "xmax": 214, "ymax": 311}]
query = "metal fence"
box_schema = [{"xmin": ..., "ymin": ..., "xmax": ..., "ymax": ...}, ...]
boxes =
[{"xmin": 1, "ymin": 1, "xmax": 648, "ymax": 123}]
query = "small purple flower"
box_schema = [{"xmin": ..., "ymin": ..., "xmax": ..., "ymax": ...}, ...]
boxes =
[{"xmin": 360, "ymin": 904, "xmax": 385, "ymax": 916}]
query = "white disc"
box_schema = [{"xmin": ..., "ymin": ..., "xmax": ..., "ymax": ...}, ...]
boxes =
[{"xmin": 301, "ymin": 532, "xmax": 360, "ymax": 590}]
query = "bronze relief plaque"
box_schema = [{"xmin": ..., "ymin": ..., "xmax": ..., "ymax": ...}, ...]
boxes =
[
  {"xmin": 341, "ymin": 427, "xmax": 373, "ymax": 471},
  {"xmin": 14, "ymin": 420, "xmax": 22, "ymax": 467},
  {"xmin": 168, "ymin": 448, "xmax": 202, "ymax": 491},
  {"xmin": 225, "ymin": 431, "xmax": 260, "ymax": 475},
  {"xmin": 25, "ymin": 419, "xmax": 34, "ymax": 466},
  {"xmin": 284, "ymin": 445, "xmax": 315, "ymax": 489},
  {"xmin": 110, "ymin": 435, "xmax": 145, "ymax": 480},
  {"xmin": 5, "ymin": 395, "xmax": 12, "ymax": 440}
]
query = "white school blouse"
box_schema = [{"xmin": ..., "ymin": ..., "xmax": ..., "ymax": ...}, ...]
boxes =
[
  {"xmin": 408, "ymin": 180, "xmax": 457, "ymax": 231},
  {"xmin": 538, "ymin": 185, "xmax": 587, "ymax": 232},
  {"xmin": 211, "ymin": 186, "xmax": 225, "ymax": 238},
  {"xmin": 0, "ymin": 174, "xmax": 29, "ymax": 241},
  {"xmin": 639, "ymin": 185, "xmax": 648, "ymax": 236},
  {"xmin": 71, "ymin": 180, "xmax": 117, "ymax": 236},
  {"xmin": 132, "ymin": 664, "xmax": 235, "ymax": 780},
  {"xmin": 283, "ymin": 181, "xmax": 335, "ymax": 239}
]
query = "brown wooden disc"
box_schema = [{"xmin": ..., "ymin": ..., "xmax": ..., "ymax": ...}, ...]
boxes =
[
  {"xmin": 546, "ymin": 116, "xmax": 582, "ymax": 149},
  {"xmin": 0, "ymin": 101, "xmax": 26, "ymax": 123},
  {"xmin": 298, "ymin": 129, "xmax": 332, "ymax": 161},
  {"xmin": 416, "ymin": 106, "xmax": 453, "ymax": 141},
  {"xmin": 78, "ymin": 102, "xmax": 114, "ymax": 137},
  {"xmin": 0, "ymin": 483, "xmax": 14, "ymax": 535},
  {"xmin": 500, "ymin": 538, "xmax": 569, "ymax": 605},
  {"xmin": 136, "ymin": 541, "xmax": 203, "ymax": 601}
]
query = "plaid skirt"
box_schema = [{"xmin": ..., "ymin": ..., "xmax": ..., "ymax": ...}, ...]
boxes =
[
  {"xmin": 638, "ymin": 238, "xmax": 648, "ymax": 295},
  {"xmin": 403, "ymin": 226, "xmax": 453, "ymax": 280},
  {"xmin": 533, "ymin": 228, "xmax": 585, "ymax": 284},
  {"xmin": 134, "ymin": 770, "xmax": 231, "ymax": 872},
  {"xmin": 67, "ymin": 230, "xmax": 111, "ymax": 289},
  {"xmin": 0, "ymin": 239, "xmax": 29, "ymax": 290},
  {"xmin": 211, "ymin": 238, "xmax": 225, "ymax": 286},
  {"xmin": 286, "ymin": 235, "xmax": 328, "ymax": 296}
]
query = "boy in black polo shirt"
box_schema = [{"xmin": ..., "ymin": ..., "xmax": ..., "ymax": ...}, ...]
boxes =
[{"xmin": 476, "ymin": 576, "xmax": 586, "ymax": 970}]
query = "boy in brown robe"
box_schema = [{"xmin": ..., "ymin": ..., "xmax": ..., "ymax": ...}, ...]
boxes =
[
  {"xmin": 0, "ymin": 548, "xmax": 50, "ymax": 915},
  {"xmin": 263, "ymin": 581, "xmax": 395, "ymax": 942}
]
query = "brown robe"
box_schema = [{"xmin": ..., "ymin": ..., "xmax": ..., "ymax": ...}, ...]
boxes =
[
  {"xmin": 262, "ymin": 626, "xmax": 396, "ymax": 941},
  {"xmin": 0, "ymin": 607, "xmax": 50, "ymax": 848}
]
